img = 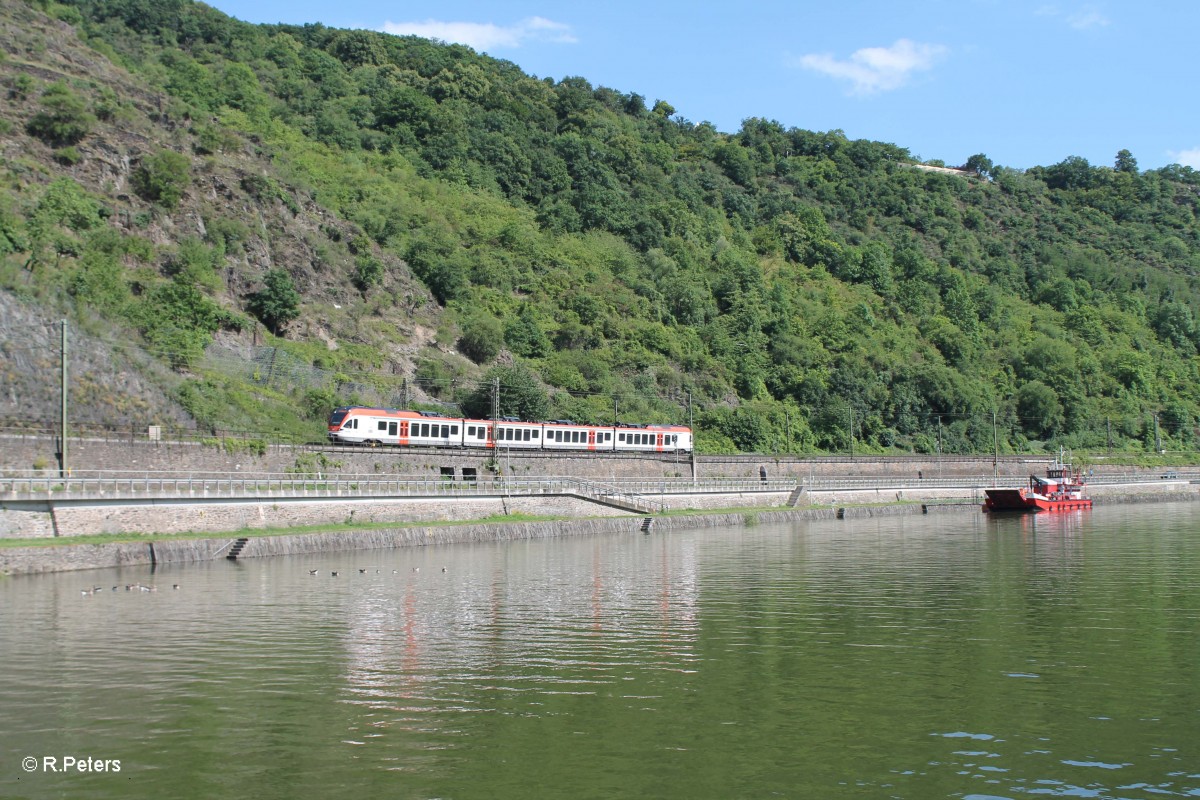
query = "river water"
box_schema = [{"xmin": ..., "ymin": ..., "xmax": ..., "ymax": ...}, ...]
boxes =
[{"xmin": 2, "ymin": 504, "xmax": 1198, "ymax": 799}]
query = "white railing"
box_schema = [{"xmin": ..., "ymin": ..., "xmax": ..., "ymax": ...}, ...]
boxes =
[
  {"xmin": 1, "ymin": 468, "xmax": 1187, "ymax": 503},
  {"xmin": 0, "ymin": 470, "xmax": 795, "ymax": 506}
]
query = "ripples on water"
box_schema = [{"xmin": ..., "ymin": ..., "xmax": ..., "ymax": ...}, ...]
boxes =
[{"xmin": 2, "ymin": 505, "xmax": 1198, "ymax": 799}]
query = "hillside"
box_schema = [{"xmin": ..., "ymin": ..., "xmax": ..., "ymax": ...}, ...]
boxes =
[{"xmin": 2, "ymin": 0, "xmax": 1199, "ymax": 456}]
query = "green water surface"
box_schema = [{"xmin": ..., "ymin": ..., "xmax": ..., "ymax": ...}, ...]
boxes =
[{"xmin": 2, "ymin": 504, "xmax": 1197, "ymax": 799}]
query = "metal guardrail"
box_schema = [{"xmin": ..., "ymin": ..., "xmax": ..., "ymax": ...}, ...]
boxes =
[
  {"xmin": 1, "ymin": 469, "xmax": 1189, "ymax": 505},
  {"xmin": 0, "ymin": 470, "xmax": 800, "ymax": 511},
  {"xmin": 803, "ymin": 472, "xmax": 1197, "ymax": 490}
]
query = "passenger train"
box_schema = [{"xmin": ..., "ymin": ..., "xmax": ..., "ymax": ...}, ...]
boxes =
[{"xmin": 327, "ymin": 406, "xmax": 693, "ymax": 453}]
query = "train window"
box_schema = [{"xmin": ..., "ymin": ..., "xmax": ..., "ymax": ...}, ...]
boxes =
[
  {"xmin": 477, "ymin": 427, "xmax": 486, "ymax": 440},
  {"xmin": 532, "ymin": 430, "xmax": 539, "ymax": 439},
  {"xmin": 378, "ymin": 421, "xmax": 387, "ymax": 431},
  {"xmin": 441, "ymin": 425, "xmax": 450, "ymax": 437},
  {"xmin": 618, "ymin": 433, "xmax": 625, "ymax": 442},
  {"xmin": 419, "ymin": 423, "xmax": 427, "ymax": 436},
  {"xmin": 389, "ymin": 422, "xmax": 397, "ymax": 436},
  {"xmin": 467, "ymin": 426, "xmax": 476, "ymax": 436},
  {"xmin": 574, "ymin": 431, "xmax": 581, "ymax": 443},
  {"xmin": 523, "ymin": 430, "xmax": 530, "ymax": 441},
  {"xmin": 451, "ymin": 425, "xmax": 458, "ymax": 435}
]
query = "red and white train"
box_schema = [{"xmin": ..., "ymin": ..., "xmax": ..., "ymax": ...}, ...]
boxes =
[{"xmin": 327, "ymin": 406, "xmax": 693, "ymax": 453}]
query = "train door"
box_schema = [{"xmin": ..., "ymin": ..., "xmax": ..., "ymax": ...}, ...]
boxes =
[
  {"xmin": 486, "ymin": 422, "xmax": 495, "ymax": 449},
  {"xmin": 655, "ymin": 432, "xmax": 664, "ymax": 452},
  {"xmin": 587, "ymin": 429, "xmax": 596, "ymax": 451},
  {"xmin": 398, "ymin": 420, "xmax": 409, "ymax": 445}
]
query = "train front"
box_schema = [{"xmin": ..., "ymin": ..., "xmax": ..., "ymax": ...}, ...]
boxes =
[{"xmin": 327, "ymin": 407, "xmax": 352, "ymax": 442}]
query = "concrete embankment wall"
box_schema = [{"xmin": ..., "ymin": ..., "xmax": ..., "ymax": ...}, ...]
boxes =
[
  {"xmin": 0, "ymin": 503, "xmax": 943, "ymax": 576},
  {"xmin": 0, "ymin": 491, "xmax": 795, "ymax": 539},
  {"xmin": 3, "ymin": 481, "xmax": 1197, "ymax": 541},
  {"xmin": 5, "ymin": 483, "xmax": 1200, "ymax": 577}
]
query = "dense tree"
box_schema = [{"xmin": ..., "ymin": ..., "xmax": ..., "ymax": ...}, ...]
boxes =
[
  {"xmin": 246, "ymin": 269, "xmax": 300, "ymax": 334},
  {"xmin": 25, "ymin": 82, "xmax": 94, "ymax": 146},
  {"xmin": 132, "ymin": 150, "xmax": 191, "ymax": 209},
  {"xmin": 1115, "ymin": 149, "xmax": 1138, "ymax": 174},
  {"xmin": 458, "ymin": 364, "xmax": 550, "ymax": 421},
  {"xmin": 5, "ymin": 0, "xmax": 1200, "ymax": 453}
]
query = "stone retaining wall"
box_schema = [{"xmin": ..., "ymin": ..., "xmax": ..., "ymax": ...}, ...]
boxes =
[
  {"xmin": 0, "ymin": 506, "xmax": 874, "ymax": 576},
  {"xmin": 3, "ymin": 481, "xmax": 1196, "ymax": 540},
  {"xmin": 4, "ymin": 484, "xmax": 1200, "ymax": 577},
  {"xmin": 0, "ymin": 490, "xmax": 796, "ymax": 539}
]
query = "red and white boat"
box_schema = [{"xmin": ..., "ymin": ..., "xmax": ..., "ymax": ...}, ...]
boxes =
[{"xmin": 983, "ymin": 456, "xmax": 1092, "ymax": 513}]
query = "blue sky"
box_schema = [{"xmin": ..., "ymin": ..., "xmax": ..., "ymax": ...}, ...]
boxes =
[{"xmin": 205, "ymin": 0, "xmax": 1200, "ymax": 171}]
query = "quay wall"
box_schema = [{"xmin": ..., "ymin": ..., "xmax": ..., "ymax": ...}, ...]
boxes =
[
  {"xmin": 2, "ymin": 481, "xmax": 1195, "ymax": 541},
  {"xmin": 0, "ymin": 504, "xmax": 929, "ymax": 576},
  {"xmin": 1, "ymin": 491, "xmax": 793, "ymax": 539},
  {"xmin": 3, "ymin": 482, "xmax": 1199, "ymax": 577}
]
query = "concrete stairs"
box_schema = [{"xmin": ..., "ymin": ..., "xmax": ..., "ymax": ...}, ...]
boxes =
[{"xmin": 225, "ymin": 537, "xmax": 249, "ymax": 560}]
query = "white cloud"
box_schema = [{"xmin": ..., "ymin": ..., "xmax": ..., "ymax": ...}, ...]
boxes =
[
  {"xmin": 1066, "ymin": 7, "xmax": 1111, "ymax": 29},
  {"xmin": 794, "ymin": 39, "xmax": 948, "ymax": 95},
  {"xmin": 1169, "ymin": 147, "xmax": 1200, "ymax": 169},
  {"xmin": 381, "ymin": 16, "xmax": 575, "ymax": 51},
  {"xmin": 1036, "ymin": 4, "xmax": 1111, "ymax": 29}
]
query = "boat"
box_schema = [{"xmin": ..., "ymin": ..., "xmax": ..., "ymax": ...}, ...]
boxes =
[{"xmin": 983, "ymin": 454, "xmax": 1092, "ymax": 513}]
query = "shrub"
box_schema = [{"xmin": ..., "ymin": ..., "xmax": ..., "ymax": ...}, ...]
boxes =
[
  {"xmin": 26, "ymin": 81, "xmax": 94, "ymax": 145},
  {"xmin": 352, "ymin": 254, "xmax": 383, "ymax": 292},
  {"xmin": 247, "ymin": 269, "xmax": 300, "ymax": 334},
  {"xmin": 53, "ymin": 146, "xmax": 82, "ymax": 165},
  {"xmin": 457, "ymin": 314, "xmax": 503, "ymax": 364},
  {"xmin": 132, "ymin": 149, "xmax": 191, "ymax": 209}
]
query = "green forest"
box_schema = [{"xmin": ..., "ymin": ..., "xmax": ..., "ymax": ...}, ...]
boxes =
[{"xmin": 2, "ymin": 0, "xmax": 1200, "ymax": 456}]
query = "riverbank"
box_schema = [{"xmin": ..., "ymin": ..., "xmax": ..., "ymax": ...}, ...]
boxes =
[
  {"xmin": 0, "ymin": 501, "xmax": 956, "ymax": 576},
  {"xmin": 4, "ymin": 485, "xmax": 1199, "ymax": 576}
]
